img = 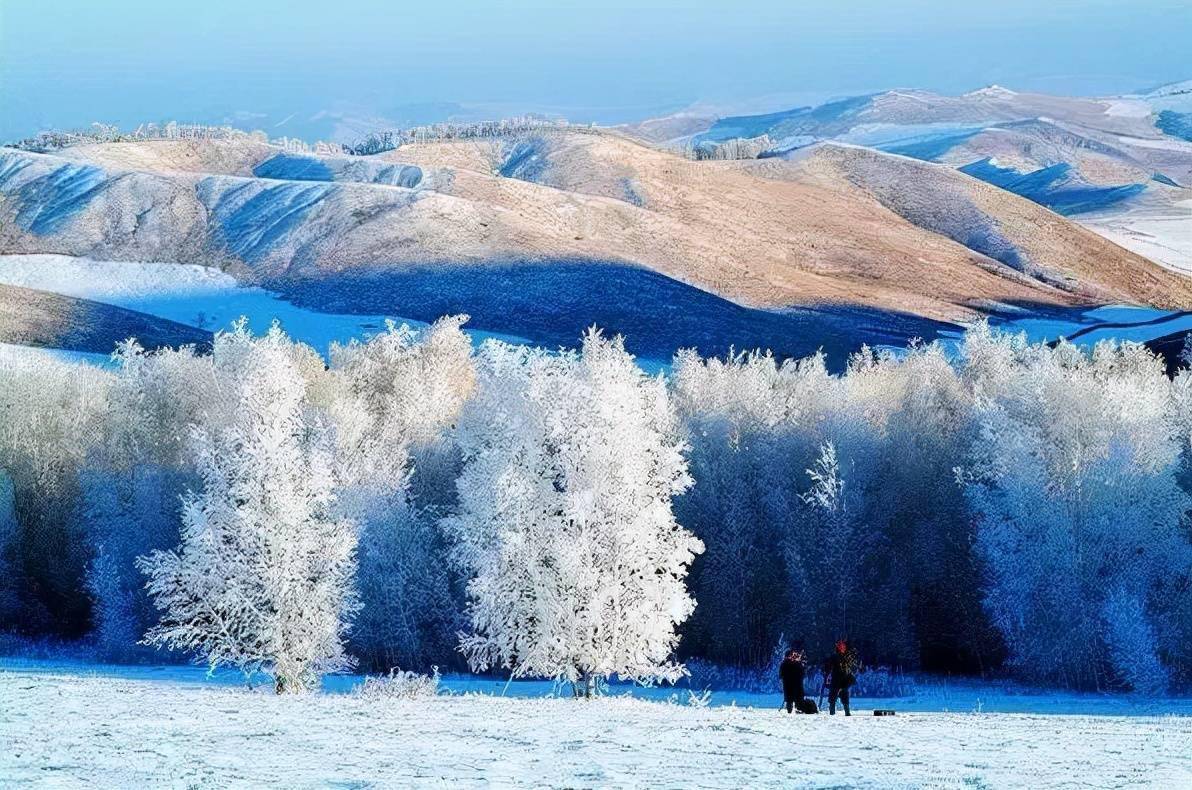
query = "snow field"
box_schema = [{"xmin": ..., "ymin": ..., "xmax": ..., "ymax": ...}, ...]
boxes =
[
  {"xmin": 2, "ymin": 669, "xmax": 1189, "ymax": 788},
  {"xmin": 0, "ymin": 254, "xmax": 534, "ymax": 357},
  {"xmin": 0, "ymin": 254, "xmax": 399, "ymax": 356}
]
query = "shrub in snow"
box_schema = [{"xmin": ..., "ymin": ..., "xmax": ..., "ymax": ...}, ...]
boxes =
[
  {"xmin": 139, "ymin": 322, "xmax": 359, "ymax": 693},
  {"xmin": 685, "ymin": 652, "xmax": 915, "ymax": 698},
  {"xmin": 665, "ymin": 688, "xmax": 714, "ymax": 707},
  {"xmin": 355, "ymin": 667, "xmax": 441, "ymax": 700},
  {"xmin": 684, "ymin": 660, "xmax": 781, "ymax": 696},
  {"xmin": 445, "ymin": 330, "xmax": 703, "ymax": 695},
  {"xmin": 848, "ymin": 666, "xmax": 918, "ymax": 698}
]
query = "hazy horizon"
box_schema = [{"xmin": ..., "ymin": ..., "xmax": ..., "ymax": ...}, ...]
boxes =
[{"xmin": 2, "ymin": 0, "xmax": 1190, "ymax": 142}]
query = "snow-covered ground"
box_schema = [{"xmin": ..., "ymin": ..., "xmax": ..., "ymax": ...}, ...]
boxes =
[
  {"xmin": 926, "ymin": 304, "xmax": 1192, "ymax": 361},
  {"xmin": 2, "ymin": 255, "xmax": 1191, "ymax": 376},
  {"xmin": 1080, "ymin": 198, "xmax": 1192, "ymax": 276},
  {"xmin": 1, "ymin": 664, "xmax": 1189, "ymax": 788},
  {"xmin": 982, "ymin": 304, "xmax": 1192, "ymax": 345},
  {"xmin": 0, "ymin": 254, "xmax": 530, "ymax": 358},
  {"xmin": 0, "ymin": 254, "xmax": 407, "ymax": 357}
]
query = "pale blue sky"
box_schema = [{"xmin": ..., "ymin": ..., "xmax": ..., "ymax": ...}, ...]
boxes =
[{"xmin": 2, "ymin": 0, "xmax": 1189, "ymax": 141}]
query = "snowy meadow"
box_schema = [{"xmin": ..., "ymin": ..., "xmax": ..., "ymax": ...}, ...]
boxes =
[
  {"xmin": 4, "ymin": 667, "xmax": 1190, "ymax": 787},
  {"xmin": 1, "ymin": 316, "xmax": 1191, "ymax": 785}
]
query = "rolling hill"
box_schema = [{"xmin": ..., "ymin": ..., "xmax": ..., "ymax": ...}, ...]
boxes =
[
  {"xmin": 2, "ymin": 126, "xmax": 1190, "ymax": 363},
  {"xmin": 638, "ymin": 83, "xmax": 1192, "ymax": 273}
]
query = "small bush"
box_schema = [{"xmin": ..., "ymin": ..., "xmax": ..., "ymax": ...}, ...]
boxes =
[{"xmin": 355, "ymin": 667, "xmax": 441, "ymax": 700}]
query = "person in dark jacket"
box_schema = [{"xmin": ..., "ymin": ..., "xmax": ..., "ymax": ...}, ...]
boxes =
[
  {"xmin": 825, "ymin": 638, "xmax": 858, "ymax": 716},
  {"xmin": 779, "ymin": 646, "xmax": 808, "ymax": 714}
]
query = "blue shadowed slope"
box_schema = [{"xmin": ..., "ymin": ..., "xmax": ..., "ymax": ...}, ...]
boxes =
[
  {"xmin": 372, "ymin": 164, "xmax": 423, "ymax": 188},
  {"xmin": 499, "ymin": 138, "xmax": 548, "ymax": 181},
  {"xmin": 253, "ymin": 153, "xmax": 335, "ymax": 182},
  {"xmin": 198, "ymin": 178, "xmax": 337, "ymax": 263},
  {"xmin": 960, "ymin": 159, "xmax": 1062, "ymax": 192},
  {"xmin": 0, "ymin": 152, "xmax": 34, "ymax": 188},
  {"xmin": 275, "ymin": 261, "xmax": 954, "ymax": 369},
  {"xmin": 0, "ymin": 156, "xmax": 111, "ymax": 235},
  {"xmin": 879, "ymin": 130, "xmax": 981, "ymax": 161},
  {"xmin": 621, "ymin": 178, "xmax": 646, "ymax": 207},
  {"xmin": 699, "ymin": 106, "xmax": 813, "ymax": 142},
  {"xmin": 1157, "ymin": 110, "xmax": 1192, "ymax": 142},
  {"xmin": 252, "ymin": 153, "xmax": 423, "ymax": 188},
  {"xmin": 959, "ymin": 159, "xmax": 1145, "ymax": 215},
  {"xmin": 1152, "ymin": 173, "xmax": 1181, "ymax": 188},
  {"xmin": 698, "ymin": 95, "xmax": 874, "ymax": 143}
]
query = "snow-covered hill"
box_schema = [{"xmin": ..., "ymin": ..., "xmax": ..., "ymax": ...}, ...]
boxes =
[
  {"xmin": 4, "ymin": 87, "xmax": 1192, "ymax": 363},
  {"xmin": 657, "ymin": 83, "xmax": 1192, "ymax": 273},
  {"xmin": 7, "ymin": 130, "xmax": 1189, "ymax": 365}
]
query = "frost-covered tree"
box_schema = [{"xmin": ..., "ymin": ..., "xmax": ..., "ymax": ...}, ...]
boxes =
[
  {"xmin": 105, "ymin": 339, "xmax": 223, "ymax": 468},
  {"xmin": 80, "ymin": 467, "xmax": 191, "ymax": 657},
  {"xmin": 672, "ymin": 340, "xmax": 991, "ymax": 670},
  {"xmin": 446, "ymin": 330, "xmax": 703, "ymax": 694},
  {"xmin": 75, "ymin": 341, "xmax": 220, "ymax": 655},
  {"xmin": 85, "ymin": 543, "xmax": 138, "ymax": 657},
  {"xmin": 962, "ymin": 330, "xmax": 1191, "ymax": 691},
  {"xmin": 140, "ymin": 323, "xmax": 358, "ymax": 693},
  {"xmin": 5, "ymin": 312, "xmax": 1192, "ymax": 693},
  {"xmin": 327, "ymin": 316, "xmax": 474, "ymax": 670},
  {"xmin": 0, "ymin": 471, "xmax": 20, "ymax": 625},
  {"xmin": 671, "ymin": 349, "xmax": 830, "ymax": 666},
  {"xmin": 328, "ymin": 315, "xmax": 475, "ymax": 509},
  {"xmin": 789, "ymin": 442, "xmax": 858, "ymax": 642},
  {"xmin": 671, "ymin": 346, "xmax": 906, "ymax": 666},
  {"xmin": 836, "ymin": 343, "xmax": 987, "ymax": 669},
  {"xmin": 0, "ymin": 344, "xmax": 113, "ymax": 634}
]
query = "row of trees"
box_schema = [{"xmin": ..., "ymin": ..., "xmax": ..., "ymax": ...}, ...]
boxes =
[
  {"xmin": 342, "ymin": 118, "xmax": 590, "ymax": 156},
  {"xmin": 11, "ymin": 121, "xmax": 335, "ymax": 158},
  {"xmin": 8, "ymin": 122, "xmax": 267, "ymax": 154},
  {"xmin": 685, "ymin": 134, "xmax": 775, "ymax": 161},
  {"xmin": 1, "ymin": 321, "xmax": 1189, "ymax": 694}
]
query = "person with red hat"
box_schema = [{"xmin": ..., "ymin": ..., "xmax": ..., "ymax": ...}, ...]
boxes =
[{"xmin": 824, "ymin": 638, "xmax": 859, "ymax": 716}]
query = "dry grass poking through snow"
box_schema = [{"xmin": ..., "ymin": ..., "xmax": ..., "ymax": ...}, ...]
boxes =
[{"xmin": 2, "ymin": 669, "xmax": 1190, "ymax": 788}]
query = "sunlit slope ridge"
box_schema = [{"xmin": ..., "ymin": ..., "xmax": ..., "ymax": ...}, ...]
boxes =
[
  {"xmin": 2, "ymin": 129, "xmax": 1189, "ymax": 359},
  {"xmin": 385, "ymin": 131, "xmax": 1192, "ymax": 313}
]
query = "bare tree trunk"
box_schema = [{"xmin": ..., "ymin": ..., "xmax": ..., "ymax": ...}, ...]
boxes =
[{"xmin": 575, "ymin": 671, "xmax": 596, "ymax": 699}]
